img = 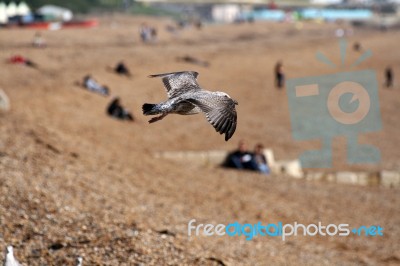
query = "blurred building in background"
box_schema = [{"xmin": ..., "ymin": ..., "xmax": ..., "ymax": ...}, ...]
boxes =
[
  {"xmin": 37, "ymin": 5, "xmax": 73, "ymax": 21},
  {"xmin": 0, "ymin": 0, "xmax": 399, "ymax": 28},
  {"xmin": 0, "ymin": 1, "xmax": 31, "ymax": 24}
]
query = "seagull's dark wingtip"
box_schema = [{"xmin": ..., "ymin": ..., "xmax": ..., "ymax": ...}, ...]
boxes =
[
  {"xmin": 224, "ymin": 121, "xmax": 236, "ymax": 141},
  {"xmin": 225, "ymin": 133, "xmax": 232, "ymax": 141}
]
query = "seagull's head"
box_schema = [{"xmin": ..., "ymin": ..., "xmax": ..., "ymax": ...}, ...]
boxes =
[
  {"xmin": 76, "ymin": 256, "xmax": 83, "ymax": 265},
  {"xmin": 6, "ymin": 246, "xmax": 13, "ymax": 255},
  {"xmin": 214, "ymin": 91, "xmax": 238, "ymax": 105}
]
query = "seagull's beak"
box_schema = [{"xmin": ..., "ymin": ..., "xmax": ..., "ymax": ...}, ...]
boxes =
[{"xmin": 233, "ymin": 99, "xmax": 238, "ymax": 105}]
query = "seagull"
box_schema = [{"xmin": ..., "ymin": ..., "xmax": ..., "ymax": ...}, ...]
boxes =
[
  {"xmin": 76, "ymin": 256, "xmax": 83, "ymax": 266},
  {"xmin": 4, "ymin": 246, "xmax": 21, "ymax": 266},
  {"xmin": 142, "ymin": 71, "xmax": 238, "ymax": 141}
]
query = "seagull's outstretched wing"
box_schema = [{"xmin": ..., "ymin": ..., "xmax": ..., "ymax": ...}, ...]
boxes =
[
  {"xmin": 149, "ymin": 71, "xmax": 201, "ymax": 99},
  {"xmin": 187, "ymin": 93, "xmax": 237, "ymax": 141}
]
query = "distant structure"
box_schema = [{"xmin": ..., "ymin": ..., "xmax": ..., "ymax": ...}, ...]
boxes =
[
  {"xmin": 212, "ymin": 4, "xmax": 241, "ymax": 23},
  {"xmin": 37, "ymin": 5, "xmax": 73, "ymax": 21},
  {"xmin": 6, "ymin": 1, "xmax": 17, "ymax": 17},
  {"xmin": 0, "ymin": 2, "xmax": 7, "ymax": 24},
  {"xmin": 310, "ymin": 0, "xmax": 341, "ymax": 5},
  {"xmin": 0, "ymin": 1, "xmax": 30, "ymax": 24},
  {"xmin": 136, "ymin": 0, "xmax": 274, "ymax": 3},
  {"xmin": 134, "ymin": 0, "xmax": 379, "ymax": 23}
]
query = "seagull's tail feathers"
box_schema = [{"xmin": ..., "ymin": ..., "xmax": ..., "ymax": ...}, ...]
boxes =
[{"xmin": 142, "ymin": 103, "xmax": 160, "ymax": 115}]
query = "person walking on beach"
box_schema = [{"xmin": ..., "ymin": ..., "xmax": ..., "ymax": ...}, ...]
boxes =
[
  {"xmin": 274, "ymin": 60, "xmax": 285, "ymax": 89},
  {"xmin": 385, "ymin": 66, "xmax": 393, "ymax": 88}
]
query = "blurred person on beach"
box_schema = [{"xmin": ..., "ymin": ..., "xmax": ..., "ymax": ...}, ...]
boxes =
[
  {"xmin": 139, "ymin": 23, "xmax": 151, "ymax": 43},
  {"xmin": 353, "ymin": 41, "xmax": 361, "ymax": 52},
  {"xmin": 32, "ymin": 32, "xmax": 46, "ymax": 48},
  {"xmin": 252, "ymin": 143, "xmax": 270, "ymax": 175},
  {"xmin": 150, "ymin": 27, "xmax": 158, "ymax": 41},
  {"xmin": 194, "ymin": 19, "xmax": 203, "ymax": 30},
  {"xmin": 385, "ymin": 66, "xmax": 393, "ymax": 88},
  {"xmin": 8, "ymin": 55, "xmax": 38, "ymax": 68},
  {"xmin": 81, "ymin": 75, "xmax": 109, "ymax": 96},
  {"xmin": 107, "ymin": 97, "xmax": 134, "ymax": 121},
  {"xmin": 274, "ymin": 61, "xmax": 285, "ymax": 89},
  {"xmin": 114, "ymin": 61, "xmax": 132, "ymax": 77},
  {"xmin": 223, "ymin": 140, "xmax": 257, "ymax": 170},
  {"xmin": 139, "ymin": 23, "xmax": 157, "ymax": 43}
]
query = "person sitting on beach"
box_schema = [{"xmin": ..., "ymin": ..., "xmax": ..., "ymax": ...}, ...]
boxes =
[
  {"xmin": 82, "ymin": 75, "xmax": 109, "ymax": 96},
  {"xmin": 223, "ymin": 140, "xmax": 257, "ymax": 170},
  {"xmin": 150, "ymin": 27, "xmax": 158, "ymax": 42},
  {"xmin": 8, "ymin": 55, "xmax": 38, "ymax": 68},
  {"xmin": 353, "ymin": 41, "xmax": 361, "ymax": 52},
  {"xmin": 114, "ymin": 61, "xmax": 131, "ymax": 77},
  {"xmin": 32, "ymin": 32, "xmax": 46, "ymax": 48},
  {"xmin": 106, "ymin": 97, "xmax": 134, "ymax": 121},
  {"xmin": 252, "ymin": 143, "xmax": 270, "ymax": 175}
]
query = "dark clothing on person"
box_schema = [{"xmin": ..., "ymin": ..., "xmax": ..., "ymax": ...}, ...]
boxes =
[
  {"xmin": 385, "ymin": 67, "xmax": 393, "ymax": 88},
  {"xmin": 276, "ymin": 73, "xmax": 284, "ymax": 88},
  {"xmin": 353, "ymin": 42, "xmax": 361, "ymax": 52},
  {"xmin": 115, "ymin": 62, "xmax": 131, "ymax": 76},
  {"xmin": 150, "ymin": 28, "xmax": 157, "ymax": 38},
  {"xmin": 275, "ymin": 62, "xmax": 284, "ymax": 89},
  {"xmin": 25, "ymin": 60, "xmax": 37, "ymax": 68},
  {"xmin": 107, "ymin": 98, "xmax": 134, "ymax": 121},
  {"xmin": 223, "ymin": 150, "xmax": 258, "ymax": 170}
]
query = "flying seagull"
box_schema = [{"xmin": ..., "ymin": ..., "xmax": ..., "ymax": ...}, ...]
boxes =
[
  {"xmin": 4, "ymin": 246, "xmax": 21, "ymax": 266},
  {"xmin": 142, "ymin": 71, "xmax": 238, "ymax": 141}
]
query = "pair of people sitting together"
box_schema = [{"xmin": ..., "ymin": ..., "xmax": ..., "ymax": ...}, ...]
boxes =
[{"xmin": 224, "ymin": 140, "xmax": 270, "ymax": 175}]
